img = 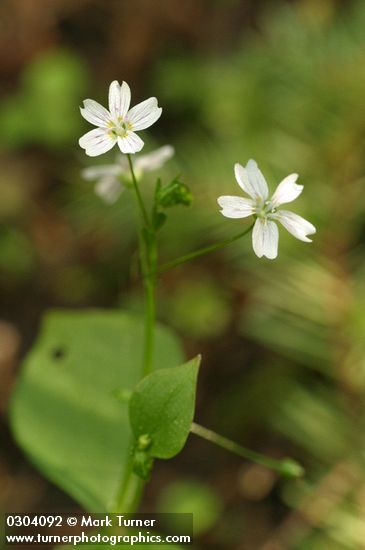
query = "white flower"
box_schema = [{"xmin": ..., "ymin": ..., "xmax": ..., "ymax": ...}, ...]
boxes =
[
  {"xmin": 217, "ymin": 159, "xmax": 316, "ymax": 259},
  {"xmin": 79, "ymin": 80, "xmax": 162, "ymax": 157},
  {"xmin": 82, "ymin": 145, "xmax": 174, "ymax": 204}
]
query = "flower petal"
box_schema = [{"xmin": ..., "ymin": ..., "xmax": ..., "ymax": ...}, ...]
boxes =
[
  {"xmin": 117, "ymin": 132, "xmax": 144, "ymax": 154},
  {"xmin": 234, "ymin": 164, "xmax": 254, "ymax": 199},
  {"xmin": 274, "ymin": 210, "xmax": 316, "ymax": 242},
  {"xmin": 127, "ymin": 97, "xmax": 162, "ymax": 131},
  {"xmin": 135, "ymin": 145, "xmax": 174, "ymax": 172},
  {"xmin": 271, "ymin": 174, "xmax": 303, "ymax": 207},
  {"xmin": 246, "ymin": 160, "xmax": 269, "ymax": 200},
  {"xmin": 252, "ymin": 218, "xmax": 279, "ymax": 259},
  {"xmin": 80, "ymin": 100, "xmax": 111, "ymax": 127},
  {"xmin": 217, "ymin": 195, "xmax": 255, "ymax": 218},
  {"xmin": 95, "ymin": 177, "xmax": 123, "ymax": 204},
  {"xmin": 234, "ymin": 160, "xmax": 268, "ymax": 201},
  {"xmin": 82, "ymin": 164, "xmax": 120, "ymax": 181},
  {"xmin": 79, "ymin": 128, "xmax": 116, "ymax": 157},
  {"xmin": 108, "ymin": 80, "xmax": 131, "ymax": 119}
]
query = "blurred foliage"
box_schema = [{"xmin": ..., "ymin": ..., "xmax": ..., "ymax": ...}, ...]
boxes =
[
  {"xmin": 0, "ymin": 50, "xmax": 88, "ymax": 150},
  {"xmin": 0, "ymin": 228, "xmax": 35, "ymax": 283},
  {"xmin": 160, "ymin": 274, "xmax": 231, "ymax": 339},
  {"xmin": 1, "ymin": 0, "xmax": 365, "ymax": 548},
  {"xmin": 157, "ymin": 479, "xmax": 222, "ymax": 535}
]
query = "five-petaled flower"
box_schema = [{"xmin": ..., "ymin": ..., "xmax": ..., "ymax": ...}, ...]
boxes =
[
  {"xmin": 217, "ymin": 160, "xmax": 316, "ymax": 259},
  {"xmin": 79, "ymin": 80, "xmax": 162, "ymax": 156},
  {"xmin": 82, "ymin": 145, "xmax": 174, "ymax": 204}
]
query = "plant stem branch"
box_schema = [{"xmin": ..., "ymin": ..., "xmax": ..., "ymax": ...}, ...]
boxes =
[
  {"xmin": 157, "ymin": 223, "xmax": 254, "ymax": 273},
  {"xmin": 127, "ymin": 154, "xmax": 149, "ymax": 227},
  {"xmin": 126, "ymin": 154, "xmax": 157, "ymax": 376},
  {"xmin": 190, "ymin": 422, "xmax": 304, "ymax": 478},
  {"xmin": 114, "ymin": 155, "xmax": 158, "ymax": 513},
  {"xmin": 114, "ymin": 458, "xmax": 144, "ymax": 513},
  {"xmin": 142, "ymin": 233, "xmax": 157, "ymax": 377}
]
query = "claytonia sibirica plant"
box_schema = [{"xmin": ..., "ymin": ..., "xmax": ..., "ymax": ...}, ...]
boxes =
[
  {"xmin": 12, "ymin": 79, "xmax": 309, "ymax": 521},
  {"xmin": 218, "ymin": 160, "xmax": 316, "ymax": 259},
  {"xmin": 82, "ymin": 145, "xmax": 174, "ymax": 204},
  {"xmin": 80, "ymin": 80, "xmax": 309, "ymax": 482},
  {"xmin": 79, "ymin": 80, "xmax": 162, "ymax": 156}
]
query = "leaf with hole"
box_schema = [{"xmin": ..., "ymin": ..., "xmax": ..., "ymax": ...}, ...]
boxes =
[{"xmin": 10, "ymin": 309, "xmax": 183, "ymax": 511}]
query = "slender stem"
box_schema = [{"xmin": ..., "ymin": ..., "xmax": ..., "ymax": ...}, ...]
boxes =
[
  {"xmin": 127, "ymin": 154, "xmax": 149, "ymax": 227},
  {"xmin": 114, "ymin": 156, "xmax": 158, "ymax": 513},
  {"xmin": 126, "ymin": 153, "xmax": 157, "ymax": 376},
  {"xmin": 157, "ymin": 223, "xmax": 254, "ymax": 274},
  {"xmin": 114, "ymin": 459, "xmax": 144, "ymax": 513},
  {"xmin": 190, "ymin": 422, "xmax": 304, "ymax": 478},
  {"xmin": 142, "ymin": 233, "xmax": 157, "ymax": 376}
]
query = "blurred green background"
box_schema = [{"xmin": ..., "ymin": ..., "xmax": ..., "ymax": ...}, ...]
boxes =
[{"xmin": 1, "ymin": 0, "xmax": 365, "ymax": 548}]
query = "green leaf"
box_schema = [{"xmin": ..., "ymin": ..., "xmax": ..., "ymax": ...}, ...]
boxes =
[
  {"xmin": 152, "ymin": 211, "xmax": 167, "ymax": 232},
  {"xmin": 155, "ymin": 176, "xmax": 192, "ymax": 209},
  {"xmin": 129, "ymin": 356, "xmax": 201, "ymax": 460},
  {"xmin": 10, "ymin": 310, "xmax": 183, "ymax": 511}
]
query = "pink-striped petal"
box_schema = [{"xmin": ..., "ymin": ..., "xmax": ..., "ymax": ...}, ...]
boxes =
[
  {"xmin": 127, "ymin": 97, "xmax": 162, "ymax": 131},
  {"xmin": 117, "ymin": 132, "xmax": 144, "ymax": 154},
  {"xmin": 79, "ymin": 128, "xmax": 116, "ymax": 157},
  {"xmin": 108, "ymin": 80, "xmax": 131, "ymax": 119},
  {"xmin": 80, "ymin": 100, "xmax": 111, "ymax": 127}
]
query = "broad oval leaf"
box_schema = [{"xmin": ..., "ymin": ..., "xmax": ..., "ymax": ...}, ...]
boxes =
[
  {"xmin": 129, "ymin": 356, "xmax": 201, "ymax": 459},
  {"xmin": 10, "ymin": 310, "xmax": 183, "ymax": 511}
]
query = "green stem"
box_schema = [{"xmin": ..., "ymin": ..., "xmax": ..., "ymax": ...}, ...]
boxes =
[
  {"xmin": 114, "ymin": 155, "xmax": 158, "ymax": 513},
  {"xmin": 190, "ymin": 422, "xmax": 304, "ymax": 478},
  {"xmin": 126, "ymin": 154, "xmax": 157, "ymax": 376},
  {"xmin": 142, "ymin": 232, "xmax": 157, "ymax": 377},
  {"xmin": 127, "ymin": 154, "xmax": 149, "ymax": 227},
  {"xmin": 157, "ymin": 223, "xmax": 254, "ymax": 274},
  {"xmin": 114, "ymin": 460, "xmax": 144, "ymax": 513}
]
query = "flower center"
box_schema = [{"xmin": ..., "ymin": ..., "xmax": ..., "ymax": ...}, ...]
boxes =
[
  {"xmin": 108, "ymin": 117, "xmax": 133, "ymax": 138},
  {"xmin": 256, "ymin": 200, "xmax": 277, "ymax": 219}
]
